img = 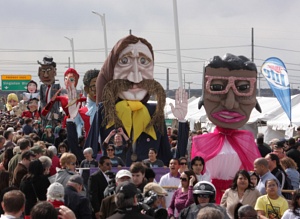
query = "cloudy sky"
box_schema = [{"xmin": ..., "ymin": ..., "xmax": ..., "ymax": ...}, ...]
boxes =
[{"xmin": 0, "ymin": 0, "xmax": 299, "ymax": 92}]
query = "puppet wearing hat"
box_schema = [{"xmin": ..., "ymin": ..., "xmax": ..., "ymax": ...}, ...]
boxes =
[
  {"xmin": 191, "ymin": 54, "xmax": 261, "ymax": 203},
  {"xmin": 38, "ymin": 56, "xmax": 61, "ymax": 126},
  {"xmin": 83, "ymin": 35, "xmax": 187, "ymax": 166}
]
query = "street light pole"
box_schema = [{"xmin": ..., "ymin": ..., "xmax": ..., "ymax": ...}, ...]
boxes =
[
  {"xmin": 92, "ymin": 11, "xmax": 108, "ymax": 58},
  {"xmin": 64, "ymin": 37, "xmax": 75, "ymax": 69}
]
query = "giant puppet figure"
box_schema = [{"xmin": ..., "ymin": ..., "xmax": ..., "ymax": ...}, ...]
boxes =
[
  {"xmin": 38, "ymin": 56, "xmax": 61, "ymax": 126},
  {"xmin": 85, "ymin": 35, "xmax": 175, "ymax": 166},
  {"xmin": 192, "ymin": 54, "xmax": 261, "ymax": 203}
]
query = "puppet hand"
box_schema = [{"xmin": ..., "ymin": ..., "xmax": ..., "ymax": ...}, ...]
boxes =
[
  {"xmin": 170, "ymin": 87, "xmax": 188, "ymax": 121},
  {"xmin": 67, "ymin": 84, "xmax": 80, "ymax": 119},
  {"xmin": 51, "ymin": 88, "xmax": 62, "ymax": 102}
]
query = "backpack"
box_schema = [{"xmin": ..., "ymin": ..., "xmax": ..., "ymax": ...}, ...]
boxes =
[{"xmin": 274, "ymin": 169, "xmax": 293, "ymax": 199}]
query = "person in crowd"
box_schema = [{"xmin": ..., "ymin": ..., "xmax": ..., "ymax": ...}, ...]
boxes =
[
  {"xmin": 144, "ymin": 182, "xmax": 168, "ymax": 209},
  {"xmin": 100, "ymin": 169, "xmax": 133, "ymax": 219},
  {"xmin": 47, "ymin": 182, "xmax": 65, "ymax": 208},
  {"xmin": 179, "ymin": 181, "xmax": 229, "ymax": 219},
  {"xmin": 22, "ymin": 118, "xmax": 34, "ymax": 135},
  {"xmin": 106, "ymin": 144, "xmax": 125, "ymax": 167},
  {"xmin": 286, "ymin": 137, "xmax": 300, "ymax": 173},
  {"xmin": 0, "ymin": 190, "xmax": 25, "ymax": 219},
  {"xmin": 237, "ymin": 205, "xmax": 258, "ymax": 219},
  {"xmin": 54, "ymin": 128, "xmax": 67, "ymax": 148},
  {"xmin": 0, "ymin": 136, "xmax": 6, "ymax": 156},
  {"xmin": 30, "ymin": 201, "xmax": 58, "ymax": 219},
  {"xmin": 3, "ymin": 130, "xmax": 15, "ymax": 149},
  {"xmin": 186, "ymin": 130, "xmax": 198, "ymax": 167},
  {"xmin": 12, "ymin": 150, "xmax": 36, "ymax": 188},
  {"xmin": 168, "ymin": 170, "xmax": 197, "ymax": 219},
  {"xmin": 30, "ymin": 145, "xmax": 45, "ymax": 159},
  {"xmin": 282, "ymin": 189, "xmax": 300, "ymax": 218},
  {"xmin": 143, "ymin": 148, "xmax": 165, "ymax": 168},
  {"xmin": 64, "ymin": 175, "xmax": 92, "ymax": 219},
  {"xmin": 255, "ymin": 178, "xmax": 289, "ymax": 219},
  {"xmin": 41, "ymin": 125, "xmax": 55, "ymax": 144},
  {"xmin": 159, "ymin": 158, "xmax": 181, "ymax": 210},
  {"xmin": 80, "ymin": 147, "xmax": 98, "ymax": 189},
  {"xmin": 145, "ymin": 167, "xmax": 156, "ymax": 183},
  {"xmin": 272, "ymin": 141, "xmax": 286, "ymax": 159},
  {"xmin": 249, "ymin": 171, "xmax": 259, "ymax": 187},
  {"xmin": 178, "ymin": 157, "xmax": 189, "ymax": 174},
  {"xmin": 47, "ymin": 145, "xmax": 61, "ymax": 176},
  {"xmin": 102, "ymin": 128, "xmax": 131, "ymax": 165},
  {"xmin": 54, "ymin": 121, "xmax": 62, "ymax": 138},
  {"xmin": 8, "ymin": 138, "xmax": 31, "ymax": 175},
  {"xmin": 129, "ymin": 162, "xmax": 148, "ymax": 192},
  {"xmin": 88, "ymin": 156, "xmax": 111, "ymax": 219},
  {"xmin": 269, "ymin": 138, "xmax": 280, "ymax": 151},
  {"xmin": 257, "ymin": 133, "xmax": 272, "ymax": 157},
  {"xmin": 0, "ymin": 148, "xmax": 13, "ymax": 171},
  {"xmin": 106, "ymin": 181, "xmax": 153, "ymax": 219},
  {"xmin": 0, "ymin": 171, "xmax": 9, "ymax": 195},
  {"xmin": 265, "ymin": 153, "xmax": 292, "ymax": 199},
  {"xmin": 220, "ymin": 170, "xmax": 261, "ymax": 219},
  {"xmin": 191, "ymin": 156, "xmax": 210, "ymax": 182},
  {"xmin": 20, "ymin": 159, "xmax": 51, "ymax": 218},
  {"xmin": 58, "ymin": 142, "xmax": 68, "ymax": 158},
  {"xmin": 254, "ymin": 158, "xmax": 280, "ymax": 195},
  {"xmin": 197, "ymin": 207, "xmax": 225, "ymax": 219},
  {"xmin": 39, "ymin": 155, "xmax": 52, "ymax": 175},
  {"xmin": 53, "ymin": 152, "xmax": 77, "ymax": 188},
  {"xmin": 280, "ymin": 156, "xmax": 300, "ymax": 190}
]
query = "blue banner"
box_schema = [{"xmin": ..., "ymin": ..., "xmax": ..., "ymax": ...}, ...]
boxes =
[{"xmin": 261, "ymin": 57, "xmax": 291, "ymax": 122}]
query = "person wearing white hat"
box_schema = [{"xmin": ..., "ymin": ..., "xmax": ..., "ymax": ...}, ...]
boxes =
[
  {"xmin": 47, "ymin": 182, "xmax": 65, "ymax": 208},
  {"xmin": 99, "ymin": 169, "xmax": 132, "ymax": 219}
]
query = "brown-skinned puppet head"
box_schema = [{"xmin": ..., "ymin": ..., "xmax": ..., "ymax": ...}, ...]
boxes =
[
  {"xmin": 37, "ymin": 56, "xmax": 57, "ymax": 85},
  {"xmin": 198, "ymin": 53, "xmax": 261, "ymax": 129}
]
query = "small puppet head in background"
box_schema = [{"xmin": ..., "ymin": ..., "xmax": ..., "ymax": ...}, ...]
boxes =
[
  {"xmin": 27, "ymin": 80, "xmax": 38, "ymax": 93},
  {"xmin": 199, "ymin": 53, "xmax": 261, "ymax": 129},
  {"xmin": 64, "ymin": 68, "xmax": 79, "ymax": 89},
  {"xmin": 38, "ymin": 56, "xmax": 57, "ymax": 85},
  {"xmin": 83, "ymin": 69, "xmax": 99, "ymax": 103},
  {"xmin": 27, "ymin": 98, "xmax": 39, "ymax": 112},
  {"xmin": 6, "ymin": 93, "xmax": 19, "ymax": 111}
]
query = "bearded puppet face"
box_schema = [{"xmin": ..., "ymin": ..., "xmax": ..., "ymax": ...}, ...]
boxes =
[
  {"xmin": 203, "ymin": 67, "xmax": 257, "ymax": 129},
  {"xmin": 38, "ymin": 65, "xmax": 56, "ymax": 85},
  {"xmin": 113, "ymin": 41, "xmax": 154, "ymax": 101}
]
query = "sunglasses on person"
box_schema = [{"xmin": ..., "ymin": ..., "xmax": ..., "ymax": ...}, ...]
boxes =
[
  {"xmin": 197, "ymin": 194, "xmax": 210, "ymax": 198},
  {"xmin": 107, "ymin": 148, "xmax": 114, "ymax": 151},
  {"xmin": 180, "ymin": 162, "xmax": 187, "ymax": 165},
  {"xmin": 180, "ymin": 177, "xmax": 188, "ymax": 182}
]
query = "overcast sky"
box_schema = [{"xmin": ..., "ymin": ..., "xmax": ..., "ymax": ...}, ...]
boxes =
[{"xmin": 0, "ymin": 0, "xmax": 300, "ymax": 92}]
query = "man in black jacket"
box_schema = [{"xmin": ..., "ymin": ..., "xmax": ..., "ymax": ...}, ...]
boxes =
[
  {"xmin": 107, "ymin": 181, "xmax": 153, "ymax": 219},
  {"xmin": 64, "ymin": 175, "xmax": 92, "ymax": 219}
]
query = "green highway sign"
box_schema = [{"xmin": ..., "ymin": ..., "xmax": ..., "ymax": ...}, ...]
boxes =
[{"xmin": 1, "ymin": 75, "xmax": 32, "ymax": 91}]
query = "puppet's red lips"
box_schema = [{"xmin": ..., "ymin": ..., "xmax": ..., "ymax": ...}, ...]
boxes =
[{"xmin": 212, "ymin": 110, "xmax": 246, "ymax": 123}]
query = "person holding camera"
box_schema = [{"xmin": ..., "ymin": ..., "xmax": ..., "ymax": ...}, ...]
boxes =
[{"xmin": 107, "ymin": 181, "xmax": 153, "ymax": 219}]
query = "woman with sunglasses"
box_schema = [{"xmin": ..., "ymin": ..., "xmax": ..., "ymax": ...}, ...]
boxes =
[
  {"xmin": 221, "ymin": 170, "xmax": 260, "ymax": 219},
  {"xmin": 255, "ymin": 178, "xmax": 288, "ymax": 219},
  {"xmin": 168, "ymin": 170, "xmax": 197, "ymax": 219},
  {"xmin": 106, "ymin": 145, "xmax": 125, "ymax": 167},
  {"xmin": 282, "ymin": 189, "xmax": 300, "ymax": 218},
  {"xmin": 179, "ymin": 157, "xmax": 189, "ymax": 174}
]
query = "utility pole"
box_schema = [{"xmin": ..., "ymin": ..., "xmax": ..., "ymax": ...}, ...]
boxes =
[
  {"xmin": 129, "ymin": 29, "xmax": 132, "ymax": 35},
  {"xmin": 166, "ymin": 68, "xmax": 169, "ymax": 92},
  {"xmin": 186, "ymin": 82, "xmax": 193, "ymax": 98},
  {"xmin": 68, "ymin": 57, "xmax": 70, "ymax": 68},
  {"xmin": 92, "ymin": 11, "xmax": 108, "ymax": 58}
]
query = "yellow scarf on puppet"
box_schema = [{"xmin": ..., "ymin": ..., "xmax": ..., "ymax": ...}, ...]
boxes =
[{"xmin": 107, "ymin": 100, "xmax": 157, "ymax": 143}]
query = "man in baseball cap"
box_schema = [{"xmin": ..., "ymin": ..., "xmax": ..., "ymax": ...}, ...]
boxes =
[{"xmin": 100, "ymin": 169, "xmax": 133, "ymax": 219}]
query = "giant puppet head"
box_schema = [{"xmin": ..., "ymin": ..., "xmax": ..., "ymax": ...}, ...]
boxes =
[
  {"xmin": 37, "ymin": 56, "xmax": 57, "ymax": 85},
  {"xmin": 198, "ymin": 54, "xmax": 261, "ymax": 129},
  {"xmin": 83, "ymin": 69, "xmax": 99, "ymax": 103},
  {"xmin": 64, "ymin": 68, "xmax": 79, "ymax": 89},
  {"xmin": 6, "ymin": 93, "xmax": 19, "ymax": 111},
  {"xmin": 96, "ymin": 35, "xmax": 166, "ymax": 133}
]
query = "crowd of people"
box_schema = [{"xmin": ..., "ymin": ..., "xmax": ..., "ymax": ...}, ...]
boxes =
[{"xmin": 0, "ymin": 123, "xmax": 300, "ymax": 219}]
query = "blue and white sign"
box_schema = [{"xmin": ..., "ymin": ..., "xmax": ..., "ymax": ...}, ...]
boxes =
[{"xmin": 261, "ymin": 57, "xmax": 291, "ymax": 122}]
